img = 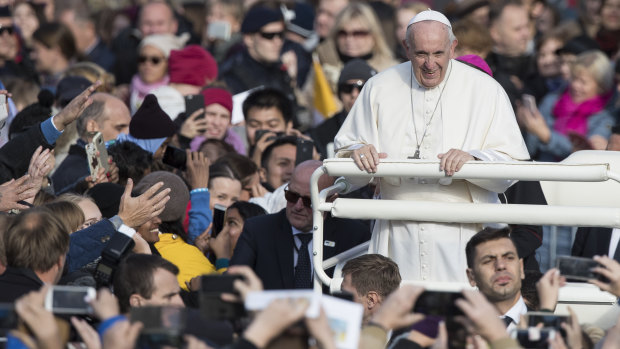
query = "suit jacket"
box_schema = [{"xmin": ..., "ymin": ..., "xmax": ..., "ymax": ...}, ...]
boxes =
[
  {"xmin": 230, "ymin": 209, "xmax": 371, "ymax": 290},
  {"xmin": 572, "ymin": 227, "xmax": 613, "ymax": 258}
]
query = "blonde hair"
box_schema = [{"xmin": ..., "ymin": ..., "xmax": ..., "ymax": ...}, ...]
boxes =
[
  {"xmin": 572, "ymin": 50, "xmax": 613, "ymax": 93},
  {"xmin": 64, "ymin": 62, "xmax": 115, "ymax": 93},
  {"xmin": 44, "ymin": 200, "xmax": 85, "ymax": 234},
  {"xmin": 329, "ymin": 2, "xmax": 394, "ymax": 61}
]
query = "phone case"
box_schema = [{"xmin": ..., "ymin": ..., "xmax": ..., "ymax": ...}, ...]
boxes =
[{"xmin": 86, "ymin": 132, "xmax": 110, "ymax": 177}]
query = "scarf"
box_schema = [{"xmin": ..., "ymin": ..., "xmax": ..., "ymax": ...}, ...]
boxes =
[
  {"xmin": 552, "ymin": 88, "xmax": 611, "ymax": 136},
  {"xmin": 131, "ymin": 74, "xmax": 169, "ymax": 100}
]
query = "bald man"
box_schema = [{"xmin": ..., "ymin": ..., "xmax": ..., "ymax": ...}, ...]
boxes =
[
  {"xmin": 231, "ymin": 160, "xmax": 370, "ymax": 290},
  {"xmin": 52, "ymin": 93, "xmax": 129, "ymax": 193}
]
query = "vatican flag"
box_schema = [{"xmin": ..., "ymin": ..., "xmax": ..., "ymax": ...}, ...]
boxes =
[{"xmin": 312, "ymin": 55, "xmax": 338, "ymax": 118}]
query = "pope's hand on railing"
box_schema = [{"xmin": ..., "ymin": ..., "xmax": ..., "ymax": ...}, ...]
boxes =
[
  {"xmin": 351, "ymin": 145, "xmax": 387, "ymax": 174},
  {"xmin": 437, "ymin": 149, "xmax": 474, "ymax": 176}
]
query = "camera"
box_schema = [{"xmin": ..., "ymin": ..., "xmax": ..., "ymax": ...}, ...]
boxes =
[{"xmin": 94, "ymin": 232, "xmax": 135, "ymax": 288}]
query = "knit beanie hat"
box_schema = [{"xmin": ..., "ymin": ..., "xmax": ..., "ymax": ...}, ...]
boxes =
[
  {"xmin": 241, "ymin": 6, "xmax": 282, "ymax": 33},
  {"xmin": 338, "ymin": 59, "xmax": 377, "ymax": 85},
  {"xmin": 139, "ymin": 33, "xmax": 190, "ymax": 58},
  {"xmin": 9, "ymin": 90, "xmax": 54, "ymax": 139},
  {"xmin": 129, "ymin": 94, "xmax": 177, "ymax": 139},
  {"xmin": 56, "ymin": 76, "xmax": 92, "ymax": 108},
  {"xmin": 134, "ymin": 171, "xmax": 189, "ymax": 222},
  {"xmin": 168, "ymin": 45, "xmax": 217, "ymax": 87},
  {"xmin": 87, "ymin": 182, "xmax": 125, "ymax": 218},
  {"xmin": 201, "ymin": 88, "xmax": 233, "ymax": 114}
]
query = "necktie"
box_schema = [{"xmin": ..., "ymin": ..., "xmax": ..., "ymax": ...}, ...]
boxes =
[
  {"xmin": 294, "ymin": 233, "xmax": 313, "ymax": 289},
  {"xmin": 503, "ymin": 316, "xmax": 513, "ymax": 328}
]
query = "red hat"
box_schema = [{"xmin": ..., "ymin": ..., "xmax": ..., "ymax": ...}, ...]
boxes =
[
  {"xmin": 201, "ymin": 88, "xmax": 233, "ymax": 114},
  {"xmin": 168, "ymin": 45, "xmax": 218, "ymax": 87}
]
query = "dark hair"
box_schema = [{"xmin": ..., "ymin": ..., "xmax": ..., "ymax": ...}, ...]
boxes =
[
  {"xmin": 208, "ymin": 161, "xmax": 239, "ymax": 188},
  {"xmin": 521, "ymin": 269, "xmax": 542, "ymax": 310},
  {"xmin": 242, "ymin": 88, "xmax": 293, "ymax": 124},
  {"xmin": 107, "ymin": 141, "xmax": 154, "ymax": 186},
  {"xmin": 9, "ymin": 90, "xmax": 54, "ymax": 140},
  {"xmin": 227, "ymin": 201, "xmax": 267, "ymax": 221},
  {"xmin": 489, "ymin": 0, "xmax": 524, "ymax": 25},
  {"xmin": 260, "ymin": 135, "xmax": 297, "ymax": 169},
  {"xmin": 342, "ymin": 254, "xmax": 401, "ymax": 298},
  {"xmin": 214, "ymin": 153, "xmax": 258, "ymax": 188},
  {"xmin": 113, "ymin": 254, "xmax": 179, "ymax": 313},
  {"xmin": 465, "ymin": 227, "xmax": 513, "ymax": 268},
  {"xmin": 198, "ymin": 138, "xmax": 236, "ymax": 162},
  {"xmin": 4, "ymin": 208, "xmax": 70, "ymax": 272},
  {"xmin": 32, "ymin": 22, "xmax": 77, "ymax": 61}
]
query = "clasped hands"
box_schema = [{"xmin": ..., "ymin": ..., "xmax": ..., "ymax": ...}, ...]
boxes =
[{"xmin": 351, "ymin": 145, "xmax": 474, "ymax": 176}]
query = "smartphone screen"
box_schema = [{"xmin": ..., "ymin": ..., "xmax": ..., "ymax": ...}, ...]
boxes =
[
  {"xmin": 556, "ymin": 256, "xmax": 600, "ymax": 281},
  {"xmin": 185, "ymin": 94, "xmax": 205, "ymax": 120},
  {"xmin": 199, "ymin": 274, "xmax": 246, "ymax": 320},
  {"xmin": 207, "ymin": 21, "xmax": 231, "ymax": 41},
  {"xmin": 45, "ymin": 286, "xmax": 95, "ymax": 314},
  {"xmin": 131, "ymin": 306, "xmax": 186, "ymax": 347},
  {"xmin": 211, "ymin": 204, "xmax": 226, "ymax": 238},
  {"xmin": 162, "ymin": 146, "xmax": 187, "ymax": 171},
  {"xmin": 413, "ymin": 290, "xmax": 464, "ymax": 316},
  {"xmin": 295, "ymin": 138, "xmax": 314, "ymax": 166},
  {"xmin": 512, "ymin": 328, "xmax": 555, "ymax": 348}
]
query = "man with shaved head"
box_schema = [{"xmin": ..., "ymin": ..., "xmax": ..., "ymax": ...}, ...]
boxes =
[
  {"xmin": 52, "ymin": 93, "xmax": 130, "ymax": 193},
  {"xmin": 334, "ymin": 10, "xmax": 530, "ymax": 283},
  {"xmin": 231, "ymin": 160, "xmax": 370, "ymax": 290}
]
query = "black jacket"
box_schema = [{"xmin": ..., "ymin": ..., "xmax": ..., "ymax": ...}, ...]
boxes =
[{"xmin": 0, "ymin": 267, "xmax": 44, "ymax": 302}]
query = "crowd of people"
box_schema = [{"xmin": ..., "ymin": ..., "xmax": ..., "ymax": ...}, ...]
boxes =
[{"xmin": 0, "ymin": 0, "xmax": 618, "ymax": 347}]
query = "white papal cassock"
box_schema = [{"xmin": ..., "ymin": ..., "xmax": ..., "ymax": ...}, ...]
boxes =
[{"xmin": 334, "ymin": 60, "xmax": 530, "ymax": 282}]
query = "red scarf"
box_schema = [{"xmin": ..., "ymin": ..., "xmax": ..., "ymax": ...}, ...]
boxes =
[{"xmin": 552, "ymin": 88, "xmax": 611, "ymax": 136}]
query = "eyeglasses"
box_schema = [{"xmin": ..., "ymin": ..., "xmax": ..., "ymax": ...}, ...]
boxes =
[
  {"xmin": 258, "ymin": 31, "xmax": 285, "ymax": 40},
  {"xmin": 138, "ymin": 55, "xmax": 164, "ymax": 65},
  {"xmin": 337, "ymin": 30, "xmax": 370, "ymax": 38},
  {"xmin": 338, "ymin": 80, "xmax": 365, "ymax": 94},
  {"xmin": 284, "ymin": 188, "xmax": 312, "ymax": 208},
  {"xmin": 0, "ymin": 25, "xmax": 14, "ymax": 36}
]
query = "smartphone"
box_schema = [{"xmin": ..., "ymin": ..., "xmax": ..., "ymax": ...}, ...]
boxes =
[
  {"xmin": 413, "ymin": 290, "xmax": 464, "ymax": 316},
  {"xmin": 211, "ymin": 204, "xmax": 226, "ymax": 238},
  {"xmin": 86, "ymin": 132, "xmax": 110, "ymax": 178},
  {"xmin": 527, "ymin": 312, "xmax": 568, "ymax": 329},
  {"xmin": 185, "ymin": 94, "xmax": 205, "ymax": 120},
  {"xmin": 162, "ymin": 146, "xmax": 187, "ymax": 171},
  {"xmin": 512, "ymin": 328, "xmax": 555, "ymax": 348},
  {"xmin": 199, "ymin": 274, "xmax": 246, "ymax": 320},
  {"xmin": 522, "ymin": 94, "xmax": 537, "ymax": 114},
  {"xmin": 556, "ymin": 255, "xmax": 601, "ymax": 281},
  {"xmin": 254, "ymin": 130, "xmax": 284, "ymax": 144},
  {"xmin": 44, "ymin": 286, "xmax": 96, "ymax": 315},
  {"xmin": 295, "ymin": 138, "xmax": 314, "ymax": 166},
  {"xmin": 131, "ymin": 306, "xmax": 186, "ymax": 348},
  {"xmin": 207, "ymin": 21, "xmax": 231, "ymax": 41}
]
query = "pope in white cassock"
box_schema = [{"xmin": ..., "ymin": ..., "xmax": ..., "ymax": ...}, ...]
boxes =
[{"xmin": 333, "ymin": 10, "xmax": 531, "ymax": 282}]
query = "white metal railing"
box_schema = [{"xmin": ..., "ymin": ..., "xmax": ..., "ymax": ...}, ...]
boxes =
[{"xmin": 311, "ymin": 154, "xmax": 620, "ymax": 290}]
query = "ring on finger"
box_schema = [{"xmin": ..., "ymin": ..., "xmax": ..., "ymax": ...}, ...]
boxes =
[{"xmin": 359, "ymin": 153, "xmax": 365, "ymax": 159}]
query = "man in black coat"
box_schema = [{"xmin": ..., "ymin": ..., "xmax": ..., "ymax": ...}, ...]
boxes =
[{"xmin": 231, "ymin": 160, "xmax": 371, "ymax": 289}]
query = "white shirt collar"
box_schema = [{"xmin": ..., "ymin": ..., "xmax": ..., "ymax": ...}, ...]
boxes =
[{"xmin": 502, "ymin": 296, "xmax": 527, "ymax": 332}]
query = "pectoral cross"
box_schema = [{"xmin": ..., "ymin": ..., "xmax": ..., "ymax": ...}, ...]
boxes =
[{"xmin": 408, "ymin": 149, "xmax": 421, "ymax": 160}]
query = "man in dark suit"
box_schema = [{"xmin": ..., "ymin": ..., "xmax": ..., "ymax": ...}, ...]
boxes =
[
  {"xmin": 572, "ymin": 227, "xmax": 620, "ymax": 261},
  {"xmin": 231, "ymin": 160, "xmax": 371, "ymax": 289}
]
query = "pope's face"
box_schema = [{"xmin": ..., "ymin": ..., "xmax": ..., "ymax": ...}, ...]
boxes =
[{"xmin": 404, "ymin": 21, "xmax": 456, "ymax": 89}]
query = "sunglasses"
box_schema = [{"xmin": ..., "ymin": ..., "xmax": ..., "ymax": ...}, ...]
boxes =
[
  {"xmin": 339, "ymin": 80, "xmax": 365, "ymax": 94},
  {"xmin": 138, "ymin": 55, "xmax": 164, "ymax": 65},
  {"xmin": 259, "ymin": 31, "xmax": 285, "ymax": 40},
  {"xmin": 337, "ymin": 30, "xmax": 370, "ymax": 38},
  {"xmin": 0, "ymin": 25, "xmax": 14, "ymax": 35},
  {"xmin": 284, "ymin": 188, "xmax": 312, "ymax": 208}
]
